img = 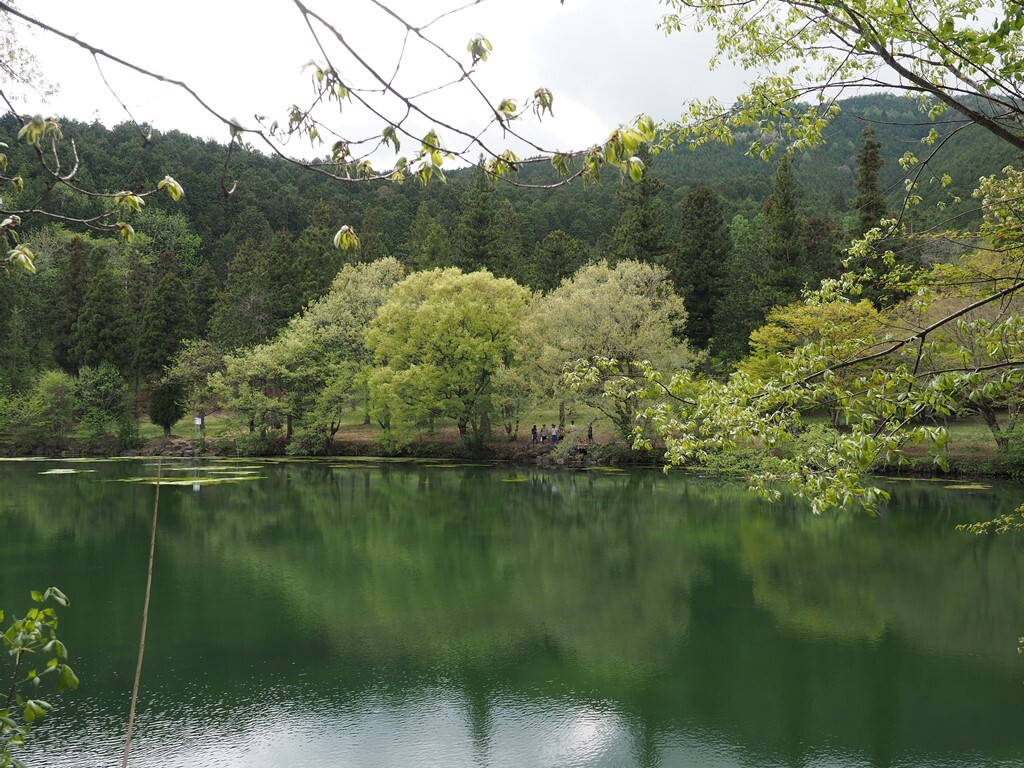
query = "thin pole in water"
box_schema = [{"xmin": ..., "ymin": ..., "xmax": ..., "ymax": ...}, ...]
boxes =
[{"xmin": 121, "ymin": 457, "xmax": 161, "ymax": 768}]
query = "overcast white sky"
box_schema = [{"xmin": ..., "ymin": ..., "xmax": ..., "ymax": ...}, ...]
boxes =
[{"xmin": 9, "ymin": 0, "xmax": 747, "ymax": 163}]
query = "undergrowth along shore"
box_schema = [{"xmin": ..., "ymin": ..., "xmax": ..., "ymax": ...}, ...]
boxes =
[
  {"xmin": 4, "ymin": 415, "xmax": 1023, "ymax": 481},
  {"xmin": 126, "ymin": 432, "xmax": 1024, "ymax": 481}
]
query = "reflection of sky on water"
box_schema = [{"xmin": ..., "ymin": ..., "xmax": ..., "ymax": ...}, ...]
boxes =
[
  {"xmin": 27, "ymin": 686, "xmax": 1022, "ymax": 768},
  {"xmin": 28, "ymin": 689, "xmax": 638, "ymax": 768}
]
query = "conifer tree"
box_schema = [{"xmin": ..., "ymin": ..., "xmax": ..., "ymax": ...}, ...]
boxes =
[
  {"xmin": 851, "ymin": 126, "xmax": 887, "ymax": 237},
  {"xmin": 608, "ymin": 145, "xmax": 669, "ymax": 265},
  {"xmin": 209, "ymin": 237, "xmax": 277, "ymax": 350},
  {"xmin": 71, "ymin": 265, "xmax": 134, "ymax": 374},
  {"xmin": 50, "ymin": 237, "xmax": 95, "ymax": 374},
  {"xmin": 529, "ymin": 230, "xmax": 591, "ymax": 292},
  {"xmin": 669, "ymin": 183, "xmax": 730, "ymax": 350},
  {"xmin": 758, "ymin": 155, "xmax": 806, "ymax": 309},
  {"xmin": 402, "ymin": 199, "xmax": 450, "ymax": 270},
  {"xmin": 135, "ymin": 250, "xmax": 189, "ymax": 380},
  {"xmin": 713, "ymin": 213, "xmax": 767, "ymax": 363},
  {"xmin": 847, "ymin": 128, "xmax": 919, "ymax": 307},
  {"xmin": 358, "ymin": 204, "xmax": 389, "ymax": 263},
  {"xmin": 0, "ymin": 307, "xmax": 32, "ymax": 392},
  {"xmin": 293, "ymin": 202, "xmax": 345, "ymax": 303},
  {"xmin": 148, "ymin": 379, "xmax": 186, "ymax": 437},
  {"xmin": 488, "ymin": 199, "xmax": 527, "ymax": 283},
  {"xmin": 184, "ymin": 260, "xmax": 218, "ymax": 340},
  {"xmin": 453, "ymin": 164, "xmax": 496, "ymax": 271}
]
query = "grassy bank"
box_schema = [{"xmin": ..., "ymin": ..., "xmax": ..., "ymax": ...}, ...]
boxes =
[{"xmin": 6, "ymin": 405, "xmax": 1019, "ymax": 479}]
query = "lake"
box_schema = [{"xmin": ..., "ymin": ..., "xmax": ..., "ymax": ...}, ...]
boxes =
[{"xmin": 1, "ymin": 458, "xmax": 1022, "ymax": 767}]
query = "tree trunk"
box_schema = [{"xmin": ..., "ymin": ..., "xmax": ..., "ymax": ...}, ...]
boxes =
[{"xmin": 979, "ymin": 404, "xmax": 1009, "ymax": 452}]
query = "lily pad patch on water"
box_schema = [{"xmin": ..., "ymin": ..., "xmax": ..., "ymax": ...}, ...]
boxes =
[
  {"xmin": 38, "ymin": 468, "xmax": 97, "ymax": 475},
  {"xmin": 117, "ymin": 475, "xmax": 266, "ymax": 486},
  {"xmin": 151, "ymin": 465, "xmax": 264, "ymax": 475},
  {"xmin": 943, "ymin": 483, "xmax": 992, "ymax": 490}
]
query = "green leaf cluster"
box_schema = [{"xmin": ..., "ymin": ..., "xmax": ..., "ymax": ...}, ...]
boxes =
[{"xmin": 1, "ymin": 588, "xmax": 78, "ymax": 768}]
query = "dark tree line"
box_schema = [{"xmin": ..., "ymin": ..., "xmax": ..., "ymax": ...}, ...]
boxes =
[{"xmin": 0, "ymin": 93, "xmax": 1012, "ymax": 402}]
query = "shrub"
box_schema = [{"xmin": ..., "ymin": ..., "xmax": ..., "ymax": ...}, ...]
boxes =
[
  {"xmin": 232, "ymin": 431, "xmax": 284, "ymax": 456},
  {"xmin": 74, "ymin": 365, "xmax": 132, "ymax": 454},
  {"xmin": 0, "ymin": 371, "xmax": 76, "ymax": 453},
  {"xmin": 149, "ymin": 380, "xmax": 186, "ymax": 437},
  {"xmin": 999, "ymin": 429, "xmax": 1024, "ymax": 480},
  {"xmin": 286, "ymin": 426, "xmax": 333, "ymax": 456}
]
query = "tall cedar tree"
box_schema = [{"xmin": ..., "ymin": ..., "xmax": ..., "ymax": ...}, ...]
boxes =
[
  {"xmin": 0, "ymin": 268, "xmax": 18, "ymax": 389},
  {"xmin": 713, "ymin": 213, "xmax": 767, "ymax": 363},
  {"xmin": 358, "ymin": 204, "xmax": 389, "ymax": 263},
  {"xmin": 136, "ymin": 250, "xmax": 189, "ymax": 380},
  {"xmin": 488, "ymin": 199, "xmax": 528, "ymax": 283},
  {"xmin": 402, "ymin": 199, "xmax": 450, "ymax": 271},
  {"xmin": 292, "ymin": 202, "xmax": 345, "ymax": 303},
  {"xmin": 454, "ymin": 164, "xmax": 496, "ymax": 271},
  {"xmin": 607, "ymin": 146, "xmax": 670, "ymax": 265},
  {"xmin": 50, "ymin": 237, "xmax": 95, "ymax": 374},
  {"xmin": 670, "ymin": 183, "xmax": 730, "ymax": 350},
  {"xmin": 0, "ymin": 307, "xmax": 32, "ymax": 392},
  {"xmin": 759, "ymin": 155, "xmax": 806, "ymax": 310},
  {"xmin": 209, "ymin": 231, "xmax": 297, "ymax": 350},
  {"xmin": 848, "ymin": 128, "xmax": 920, "ymax": 307},
  {"xmin": 851, "ymin": 126, "xmax": 887, "ymax": 237},
  {"xmin": 210, "ymin": 237, "xmax": 272, "ymax": 350},
  {"xmin": 529, "ymin": 230, "xmax": 591, "ymax": 292},
  {"xmin": 71, "ymin": 264, "xmax": 134, "ymax": 374},
  {"xmin": 801, "ymin": 215, "xmax": 844, "ymax": 288}
]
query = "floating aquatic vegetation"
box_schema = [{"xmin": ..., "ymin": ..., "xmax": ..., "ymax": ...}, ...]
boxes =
[
  {"xmin": 426, "ymin": 463, "xmax": 493, "ymax": 469},
  {"xmin": 150, "ymin": 465, "xmax": 263, "ymax": 474},
  {"xmin": 117, "ymin": 475, "xmax": 266, "ymax": 486},
  {"xmin": 326, "ymin": 458, "xmax": 492, "ymax": 470},
  {"xmin": 38, "ymin": 468, "xmax": 97, "ymax": 475},
  {"xmin": 943, "ymin": 484, "xmax": 992, "ymax": 490}
]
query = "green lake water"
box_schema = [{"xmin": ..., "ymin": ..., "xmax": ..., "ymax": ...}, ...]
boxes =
[{"xmin": 1, "ymin": 458, "xmax": 1022, "ymax": 767}]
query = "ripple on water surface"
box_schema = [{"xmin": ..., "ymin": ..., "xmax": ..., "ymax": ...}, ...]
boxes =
[{"xmin": 25, "ymin": 685, "xmax": 645, "ymax": 768}]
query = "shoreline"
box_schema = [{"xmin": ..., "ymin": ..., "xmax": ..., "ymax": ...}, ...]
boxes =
[{"xmin": 5, "ymin": 433, "xmax": 1021, "ymax": 482}]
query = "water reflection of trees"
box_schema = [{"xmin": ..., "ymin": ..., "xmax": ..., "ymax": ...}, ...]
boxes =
[
  {"xmin": 2, "ymin": 463, "xmax": 1021, "ymax": 670},
  {"xmin": 2, "ymin": 461, "xmax": 1023, "ymax": 764}
]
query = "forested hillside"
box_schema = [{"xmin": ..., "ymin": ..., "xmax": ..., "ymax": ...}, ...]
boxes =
[{"xmin": 0, "ymin": 92, "xmax": 1016, "ymax": 453}]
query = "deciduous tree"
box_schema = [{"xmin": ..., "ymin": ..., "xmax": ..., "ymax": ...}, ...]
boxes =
[
  {"xmin": 528, "ymin": 259, "xmax": 691, "ymax": 439},
  {"xmin": 366, "ymin": 267, "xmax": 529, "ymax": 441}
]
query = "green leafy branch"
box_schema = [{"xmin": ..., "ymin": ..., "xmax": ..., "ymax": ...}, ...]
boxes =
[{"xmin": 1, "ymin": 588, "xmax": 78, "ymax": 768}]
